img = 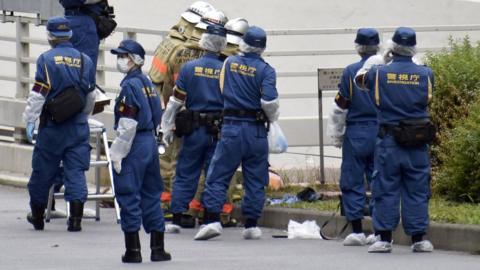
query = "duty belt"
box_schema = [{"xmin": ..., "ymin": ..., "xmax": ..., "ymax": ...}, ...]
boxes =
[
  {"xmin": 223, "ymin": 109, "xmax": 266, "ymax": 120},
  {"xmin": 191, "ymin": 111, "xmax": 222, "ymax": 126},
  {"xmin": 223, "ymin": 109, "xmax": 270, "ymax": 131},
  {"xmin": 378, "ymin": 124, "xmax": 398, "ymax": 138}
]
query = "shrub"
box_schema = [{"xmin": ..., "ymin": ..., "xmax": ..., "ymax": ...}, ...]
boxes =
[
  {"xmin": 425, "ymin": 37, "xmax": 480, "ymax": 167},
  {"xmin": 433, "ymin": 96, "xmax": 480, "ymax": 202}
]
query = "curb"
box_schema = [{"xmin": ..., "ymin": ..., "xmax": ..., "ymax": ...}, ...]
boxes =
[
  {"xmin": 2, "ymin": 175, "xmax": 479, "ymax": 254},
  {"xmin": 233, "ymin": 207, "xmax": 480, "ymax": 254},
  {"xmin": 0, "ymin": 172, "xmax": 28, "ymax": 188}
]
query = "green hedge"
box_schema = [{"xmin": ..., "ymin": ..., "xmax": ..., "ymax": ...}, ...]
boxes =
[
  {"xmin": 425, "ymin": 37, "xmax": 480, "ymax": 202},
  {"xmin": 433, "ymin": 97, "xmax": 480, "ymax": 202}
]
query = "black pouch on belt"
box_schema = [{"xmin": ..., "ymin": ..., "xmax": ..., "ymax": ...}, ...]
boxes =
[
  {"xmin": 175, "ymin": 110, "xmax": 194, "ymax": 137},
  {"xmin": 205, "ymin": 114, "xmax": 222, "ymax": 137},
  {"xmin": 393, "ymin": 118, "xmax": 436, "ymax": 147}
]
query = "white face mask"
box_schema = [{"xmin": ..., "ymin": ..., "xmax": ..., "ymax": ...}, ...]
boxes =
[{"xmin": 116, "ymin": 58, "xmax": 131, "ymax": 73}]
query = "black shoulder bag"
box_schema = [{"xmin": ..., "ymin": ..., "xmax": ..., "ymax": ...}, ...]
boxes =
[{"xmin": 44, "ymin": 54, "xmax": 86, "ymax": 124}]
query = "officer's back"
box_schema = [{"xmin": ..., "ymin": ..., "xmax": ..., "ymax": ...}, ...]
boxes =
[
  {"xmin": 179, "ymin": 54, "xmax": 224, "ymax": 111},
  {"xmin": 372, "ymin": 56, "xmax": 432, "ymax": 125},
  {"xmin": 222, "ymin": 53, "xmax": 277, "ymax": 113}
]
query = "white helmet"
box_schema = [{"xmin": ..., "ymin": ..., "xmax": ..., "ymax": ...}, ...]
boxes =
[
  {"xmin": 195, "ymin": 10, "xmax": 227, "ymax": 30},
  {"xmin": 225, "ymin": 18, "xmax": 249, "ymax": 45},
  {"xmin": 181, "ymin": 1, "xmax": 216, "ymax": 24}
]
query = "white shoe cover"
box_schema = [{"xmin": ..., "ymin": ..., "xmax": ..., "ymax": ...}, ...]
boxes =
[
  {"xmin": 165, "ymin": 224, "xmax": 181, "ymax": 234},
  {"xmin": 243, "ymin": 227, "xmax": 262, "ymax": 240},
  {"xmin": 365, "ymin": 234, "xmax": 381, "ymax": 245},
  {"xmin": 412, "ymin": 240, "xmax": 434, "ymax": 253},
  {"xmin": 194, "ymin": 222, "xmax": 222, "ymax": 240},
  {"xmin": 343, "ymin": 233, "xmax": 366, "ymax": 246},
  {"xmin": 368, "ymin": 241, "xmax": 393, "ymax": 253}
]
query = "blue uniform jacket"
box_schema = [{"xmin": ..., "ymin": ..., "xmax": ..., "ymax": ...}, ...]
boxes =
[
  {"xmin": 34, "ymin": 42, "xmax": 95, "ymax": 124},
  {"xmin": 114, "ymin": 69, "xmax": 162, "ymax": 131},
  {"xmin": 59, "ymin": 0, "xmax": 103, "ymax": 14},
  {"xmin": 174, "ymin": 52, "xmax": 224, "ymax": 111},
  {"xmin": 365, "ymin": 55, "xmax": 434, "ymax": 125},
  {"xmin": 338, "ymin": 56, "xmax": 378, "ymax": 123},
  {"xmin": 220, "ymin": 52, "xmax": 278, "ymax": 114}
]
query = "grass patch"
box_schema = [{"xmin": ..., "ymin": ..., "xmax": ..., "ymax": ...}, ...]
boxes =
[{"xmin": 266, "ymin": 192, "xmax": 480, "ymax": 225}]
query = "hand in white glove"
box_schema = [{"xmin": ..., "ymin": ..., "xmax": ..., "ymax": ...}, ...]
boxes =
[
  {"xmin": 162, "ymin": 130, "xmax": 174, "ymax": 147},
  {"xmin": 332, "ymin": 136, "xmax": 343, "ymax": 148},
  {"xmin": 112, "ymin": 160, "xmax": 122, "ymax": 174}
]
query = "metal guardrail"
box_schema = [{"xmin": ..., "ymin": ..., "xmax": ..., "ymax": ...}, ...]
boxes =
[{"xmin": 1, "ymin": 17, "xmax": 480, "ymax": 146}]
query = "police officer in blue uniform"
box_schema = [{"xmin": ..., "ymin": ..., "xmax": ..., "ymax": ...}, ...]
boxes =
[
  {"xmin": 161, "ymin": 25, "xmax": 227, "ymax": 232},
  {"xmin": 59, "ymin": 0, "xmax": 110, "ymax": 68},
  {"xmin": 356, "ymin": 27, "xmax": 435, "ymax": 253},
  {"xmin": 194, "ymin": 26, "xmax": 279, "ymax": 241},
  {"xmin": 22, "ymin": 17, "xmax": 96, "ymax": 232},
  {"xmin": 110, "ymin": 40, "xmax": 171, "ymax": 263},
  {"xmin": 328, "ymin": 28, "xmax": 380, "ymax": 246}
]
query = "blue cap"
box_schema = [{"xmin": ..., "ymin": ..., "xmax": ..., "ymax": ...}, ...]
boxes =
[
  {"xmin": 392, "ymin": 27, "xmax": 416, "ymax": 46},
  {"xmin": 47, "ymin": 16, "xmax": 72, "ymax": 38},
  {"xmin": 110, "ymin": 39, "xmax": 146, "ymax": 59},
  {"xmin": 355, "ymin": 28, "xmax": 380, "ymax": 46},
  {"xmin": 206, "ymin": 25, "xmax": 227, "ymax": 37},
  {"xmin": 243, "ymin": 26, "xmax": 267, "ymax": 48}
]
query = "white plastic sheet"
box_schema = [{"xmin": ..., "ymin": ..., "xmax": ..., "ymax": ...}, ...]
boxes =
[
  {"xmin": 287, "ymin": 220, "xmax": 322, "ymax": 239},
  {"xmin": 268, "ymin": 121, "xmax": 288, "ymax": 154}
]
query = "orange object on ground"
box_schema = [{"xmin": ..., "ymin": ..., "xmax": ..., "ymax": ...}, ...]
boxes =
[
  {"xmin": 268, "ymin": 170, "xmax": 284, "ymax": 190},
  {"xmin": 189, "ymin": 199, "xmax": 204, "ymax": 211},
  {"xmin": 222, "ymin": 203, "xmax": 234, "ymax": 214},
  {"xmin": 161, "ymin": 192, "xmax": 171, "ymax": 203}
]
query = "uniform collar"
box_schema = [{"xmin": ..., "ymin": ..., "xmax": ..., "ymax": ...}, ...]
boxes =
[
  {"xmin": 243, "ymin": 52, "xmax": 262, "ymax": 59},
  {"xmin": 392, "ymin": 55, "xmax": 413, "ymax": 62},
  {"xmin": 122, "ymin": 68, "xmax": 143, "ymax": 83},
  {"xmin": 54, "ymin": 41, "xmax": 73, "ymax": 48},
  {"xmin": 361, "ymin": 54, "xmax": 375, "ymax": 61},
  {"xmin": 204, "ymin": 52, "xmax": 220, "ymax": 59}
]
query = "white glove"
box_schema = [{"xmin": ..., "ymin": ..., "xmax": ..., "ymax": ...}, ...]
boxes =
[
  {"xmin": 23, "ymin": 91, "xmax": 46, "ymax": 124},
  {"xmin": 355, "ymin": 54, "xmax": 385, "ymax": 90},
  {"xmin": 160, "ymin": 96, "xmax": 184, "ymax": 147},
  {"xmin": 110, "ymin": 118, "xmax": 138, "ymax": 162},
  {"xmin": 382, "ymin": 39, "xmax": 395, "ymax": 64},
  {"xmin": 261, "ymin": 98, "xmax": 280, "ymax": 122},
  {"xmin": 332, "ymin": 136, "xmax": 343, "ymax": 148},
  {"xmin": 113, "ymin": 160, "xmax": 122, "ymax": 174},
  {"xmin": 162, "ymin": 129, "xmax": 175, "ymax": 147}
]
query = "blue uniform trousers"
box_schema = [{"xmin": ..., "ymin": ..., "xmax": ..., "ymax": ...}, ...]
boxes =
[
  {"xmin": 113, "ymin": 131, "xmax": 165, "ymax": 233},
  {"xmin": 340, "ymin": 123, "xmax": 378, "ymax": 221},
  {"xmin": 28, "ymin": 121, "xmax": 90, "ymax": 208},
  {"xmin": 66, "ymin": 14, "xmax": 99, "ymax": 68},
  {"xmin": 202, "ymin": 120, "xmax": 269, "ymax": 219},
  {"xmin": 171, "ymin": 127, "xmax": 216, "ymax": 214},
  {"xmin": 372, "ymin": 135, "xmax": 430, "ymax": 235}
]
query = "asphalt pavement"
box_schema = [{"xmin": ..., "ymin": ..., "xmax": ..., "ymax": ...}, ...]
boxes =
[{"xmin": 1, "ymin": 185, "xmax": 479, "ymax": 270}]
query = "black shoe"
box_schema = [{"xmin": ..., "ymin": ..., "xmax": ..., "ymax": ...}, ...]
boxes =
[
  {"xmin": 27, "ymin": 204, "xmax": 45, "ymax": 230},
  {"xmin": 67, "ymin": 200, "xmax": 84, "ymax": 232},
  {"xmin": 172, "ymin": 213, "xmax": 196, "ymax": 228},
  {"xmin": 150, "ymin": 231, "xmax": 171, "ymax": 262},
  {"xmin": 122, "ymin": 231, "xmax": 142, "ymax": 263}
]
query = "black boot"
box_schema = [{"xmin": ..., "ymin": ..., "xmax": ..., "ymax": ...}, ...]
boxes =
[
  {"xmin": 27, "ymin": 204, "xmax": 45, "ymax": 230},
  {"xmin": 67, "ymin": 200, "xmax": 84, "ymax": 232},
  {"xmin": 150, "ymin": 231, "xmax": 171, "ymax": 262},
  {"xmin": 173, "ymin": 213, "xmax": 196, "ymax": 228},
  {"xmin": 122, "ymin": 231, "xmax": 142, "ymax": 263}
]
